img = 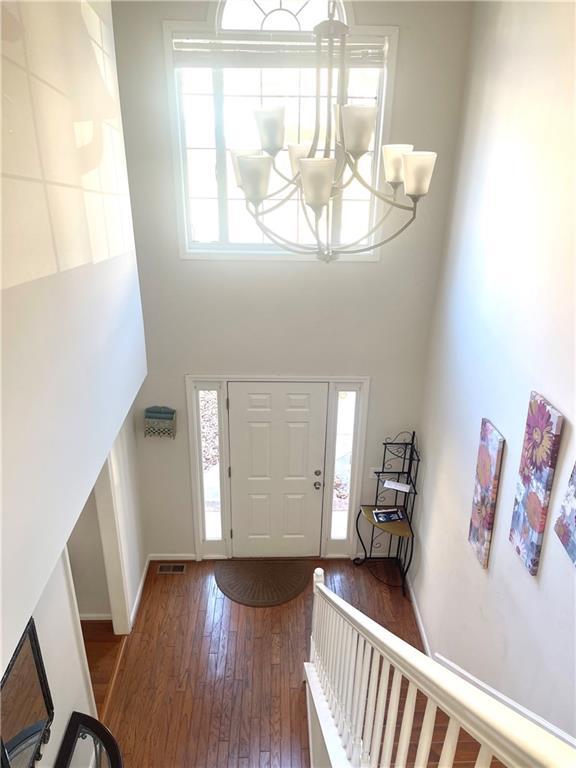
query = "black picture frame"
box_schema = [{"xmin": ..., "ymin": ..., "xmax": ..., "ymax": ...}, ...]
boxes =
[{"xmin": 1, "ymin": 618, "xmax": 54, "ymax": 768}]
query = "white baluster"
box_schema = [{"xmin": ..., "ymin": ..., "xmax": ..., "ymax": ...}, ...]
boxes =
[
  {"xmin": 337, "ymin": 622, "xmax": 352, "ymax": 737},
  {"xmin": 332, "ymin": 616, "xmax": 346, "ymax": 728},
  {"xmin": 361, "ymin": 649, "xmax": 381, "ymax": 765},
  {"xmin": 343, "ymin": 629, "xmax": 359, "ymax": 752},
  {"xmin": 474, "ymin": 744, "xmax": 493, "ymax": 768},
  {"xmin": 414, "ymin": 698, "xmax": 437, "ymax": 767},
  {"xmin": 347, "ymin": 635, "xmax": 366, "ymax": 760},
  {"xmin": 331, "ymin": 612, "xmax": 345, "ymax": 721},
  {"xmin": 380, "ymin": 667, "xmax": 402, "ymax": 767},
  {"xmin": 438, "ymin": 718, "xmax": 460, "ymax": 767},
  {"xmin": 369, "ymin": 658, "xmax": 390, "ymax": 768},
  {"xmin": 321, "ymin": 598, "xmax": 331, "ymax": 687},
  {"xmin": 394, "ymin": 681, "xmax": 417, "ymax": 768},
  {"xmin": 352, "ymin": 640, "xmax": 373, "ymax": 767},
  {"xmin": 326, "ymin": 606, "xmax": 337, "ymax": 709}
]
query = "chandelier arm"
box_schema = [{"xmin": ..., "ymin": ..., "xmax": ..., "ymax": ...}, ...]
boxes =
[
  {"xmin": 256, "ymin": 186, "xmax": 298, "ymax": 216},
  {"xmin": 334, "ymin": 208, "xmax": 417, "ymax": 256},
  {"xmin": 336, "ymin": 203, "xmax": 395, "ymax": 250},
  {"xmin": 323, "ymin": 31, "xmax": 334, "ymax": 158},
  {"xmin": 246, "ymin": 203, "xmax": 318, "ymax": 254},
  {"xmin": 345, "ymin": 154, "xmax": 414, "ymax": 212},
  {"xmin": 262, "ymin": 175, "xmax": 298, "ymax": 199},
  {"xmin": 272, "ymin": 158, "xmax": 298, "ymax": 185},
  {"xmin": 331, "ymin": 169, "xmax": 355, "ymax": 193},
  {"xmin": 307, "ymin": 34, "xmax": 323, "ymax": 159}
]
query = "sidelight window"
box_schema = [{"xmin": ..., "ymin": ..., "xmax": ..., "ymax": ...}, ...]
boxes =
[
  {"xmin": 330, "ymin": 390, "xmax": 358, "ymax": 540},
  {"xmin": 198, "ymin": 389, "xmax": 223, "ymax": 540}
]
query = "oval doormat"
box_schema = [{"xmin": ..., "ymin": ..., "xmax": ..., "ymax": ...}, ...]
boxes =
[{"xmin": 214, "ymin": 559, "xmax": 313, "ymax": 607}]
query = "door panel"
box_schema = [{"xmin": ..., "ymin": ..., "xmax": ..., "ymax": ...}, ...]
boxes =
[{"xmin": 228, "ymin": 382, "xmax": 328, "ymax": 557}]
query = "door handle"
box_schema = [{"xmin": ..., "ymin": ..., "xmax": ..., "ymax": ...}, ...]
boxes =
[{"xmin": 314, "ymin": 481, "xmax": 322, "ymax": 490}]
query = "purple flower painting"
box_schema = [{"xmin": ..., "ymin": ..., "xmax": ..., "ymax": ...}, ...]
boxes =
[
  {"xmin": 509, "ymin": 392, "xmax": 564, "ymax": 575},
  {"xmin": 554, "ymin": 461, "xmax": 576, "ymax": 567},
  {"xmin": 469, "ymin": 419, "xmax": 505, "ymax": 568}
]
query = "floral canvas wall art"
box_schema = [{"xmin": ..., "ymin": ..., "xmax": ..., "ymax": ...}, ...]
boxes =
[
  {"xmin": 509, "ymin": 391, "xmax": 564, "ymax": 575},
  {"xmin": 554, "ymin": 461, "xmax": 576, "ymax": 566},
  {"xmin": 469, "ymin": 419, "xmax": 505, "ymax": 568}
]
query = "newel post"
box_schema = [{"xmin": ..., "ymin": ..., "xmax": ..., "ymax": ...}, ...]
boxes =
[{"xmin": 309, "ymin": 568, "xmax": 325, "ymax": 665}]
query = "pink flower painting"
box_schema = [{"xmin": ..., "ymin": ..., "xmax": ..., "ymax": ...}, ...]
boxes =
[
  {"xmin": 509, "ymin": 392, "xmax": 564, "ymax": 575},
  {"xmin": 468, "ymin": 419, "xmax": 505, "ymax": 568},
  {"xmin": 553, "ymin": 461, "xmax": 576, "ymax": 567}
]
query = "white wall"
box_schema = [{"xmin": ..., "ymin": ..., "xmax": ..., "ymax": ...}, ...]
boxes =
[
  {"xmin": 68, "ymin": 492, "xmax": 111, "ymax": 618},
  {"xmin": 111, "ymin": 0, "xmax": 473, "ymax": 556},
  {"xmin": 107, "ymin": 408, "xmax": 147, "ymax": 619},
  {"xmin": 414, "ymin": 2, "xmax": 575, "ymax": 735},
  {"xmin": 1, "ymin": 0, "xmax": 147, "ymax": 667},
  {"xmin": 33, "ymin": 551, "xmax": 97, "ymax": 767}
]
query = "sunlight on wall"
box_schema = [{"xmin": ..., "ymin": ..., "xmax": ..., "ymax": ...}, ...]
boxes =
[{"xmin": 1, "ymin": 0, "xmax": 135, "ymax": 289}]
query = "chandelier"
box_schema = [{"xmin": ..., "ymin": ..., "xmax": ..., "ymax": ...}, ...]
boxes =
[{"xmin": 230, "ymin": 1, "xmax": 437, "ymax": 262}]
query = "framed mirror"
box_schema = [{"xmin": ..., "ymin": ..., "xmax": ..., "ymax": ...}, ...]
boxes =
[{"xmin": 1, "ymin": 619, "xmax": 54, "ymax": 768}]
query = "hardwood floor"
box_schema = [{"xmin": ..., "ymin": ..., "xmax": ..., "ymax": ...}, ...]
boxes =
[
  {"xmin": 81, "ymin": 620, "xmax": 126, "ymax": 719},
  {"xmin": 103, "ymin": 560, "xmax": 492, "ymax": 767}
]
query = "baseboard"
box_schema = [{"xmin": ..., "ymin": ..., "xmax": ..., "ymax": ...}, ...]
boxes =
[
  {"xmin": 436, "ymin": 653, "xmax": 576, "ymax": 748},
  {"xmin": 79, "ymin": 613, "xmax": 113, "ymax": 621},
  {"xmin": 129, "ymin": 556, "xmax": 150, "ymax": 627},
  {"xmin": 147, "ymin": 553, "xmax": 198, "ymax": 560},
  {"xmin": 405, "ymin": 576, "xmax": 431, "ymax": 656}
]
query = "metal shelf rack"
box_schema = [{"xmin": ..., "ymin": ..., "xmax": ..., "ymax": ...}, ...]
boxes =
[{"xmin": 354, "ymin": 431, "xmax": 420, "ymax": 593}]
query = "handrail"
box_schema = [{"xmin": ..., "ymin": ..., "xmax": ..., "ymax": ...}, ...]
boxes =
[{"xmin": 308, "ymin": 569, "xmax": 575, "ymax": 768}]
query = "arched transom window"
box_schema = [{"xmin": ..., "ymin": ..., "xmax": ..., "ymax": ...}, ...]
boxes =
[
  {"xmin": 219, "ymin": 0, "xmax": 345, "ymax": 32},
  {"xmin": 168, "ymin": 0, "xmax": 393, "ymax": 259}
]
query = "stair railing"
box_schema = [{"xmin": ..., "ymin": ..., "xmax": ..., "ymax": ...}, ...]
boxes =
[{"xmin": 305, "ymin": 568, "xmax": 575, "ymax": 768}]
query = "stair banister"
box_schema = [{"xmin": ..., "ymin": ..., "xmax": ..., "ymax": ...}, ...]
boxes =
[{"xmin": 305, "ymin": 568, "xmax": 576, "ymax": 768}]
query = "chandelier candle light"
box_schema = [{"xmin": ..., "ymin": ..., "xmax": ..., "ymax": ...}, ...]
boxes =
[{"xmin": 232, "ymin": 1, "xmax": 437, "ymax": 261}]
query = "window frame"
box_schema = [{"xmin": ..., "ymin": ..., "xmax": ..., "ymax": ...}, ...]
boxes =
[{"xmin": 164, "ymin": 15, "xmax": 399, "ymax": 262}]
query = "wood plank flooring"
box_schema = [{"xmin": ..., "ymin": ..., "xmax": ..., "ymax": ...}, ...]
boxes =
[
  {"xmin": 81, "ymin": 620, "xmax": 126, "ymax": 718},
  {"xmin": 103, "ymin": 560, "xmax": 494, "ymax": 767}
]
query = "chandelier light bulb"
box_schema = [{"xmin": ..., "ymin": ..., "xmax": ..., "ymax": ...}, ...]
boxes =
[
  {"xmin": 238, "ymin": 155, "xmax": 273, "ymax": 205},
  {"xmin": 382, "ymin": 144, "xmax": 414, "ymax": 184},
  {"xmin": 230, "ymin": 150, "xmax": 261, "ymax": 189},
  {"xmin": 287, "ymin": 144, "xmax": 311, "ymax": 177},
  {"xmin": 299, "ymin": 158, "xmax": 337, "ymax": 214},
  {"xmin": 402, "ymin": 151, "xmax": 437, "ymax": 197},
  {"xmin": 254, "ymin": 106, "xmax": 285, "ymax": 157},
  {"xmin": 341, "ymin": 105, "xmax": 378, "ymax": 158}
]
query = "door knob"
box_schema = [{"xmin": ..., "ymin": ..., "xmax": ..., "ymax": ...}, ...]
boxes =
[{"xmin": 314, "ymin": 481, "xmax": 322, "ymax": 490}]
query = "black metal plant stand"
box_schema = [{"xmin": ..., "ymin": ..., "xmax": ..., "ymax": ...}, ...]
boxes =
[{"xmin": 354, "ymin": 431, "xmax": 420, "ymax": 594}]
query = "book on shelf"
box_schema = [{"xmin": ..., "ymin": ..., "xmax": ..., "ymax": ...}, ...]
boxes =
[{"xmin": 372, "ymin": 508, "xmax": 404, "ymax": 524}]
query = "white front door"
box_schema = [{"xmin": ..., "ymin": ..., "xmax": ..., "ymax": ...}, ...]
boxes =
[{"xmin": 228, "ymin": 381, "xmax": 329, "ymax": 557}]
